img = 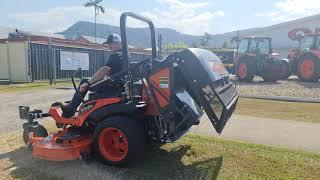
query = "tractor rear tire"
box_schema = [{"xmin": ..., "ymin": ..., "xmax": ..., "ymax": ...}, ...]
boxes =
[
  {"xmin": 297, "ymin": 55, "xmax": 319, "ymax": 82},
  {"xmin": 237, "ymin": 61, "xmax": 255, "ymax": 82},
  {"xmin": 23, "ymin": 124, "xmax": 48, "ymax": 146},
  {"xmin": 93, "ymin": 116, "xmax": 146, "ymax": 166}
]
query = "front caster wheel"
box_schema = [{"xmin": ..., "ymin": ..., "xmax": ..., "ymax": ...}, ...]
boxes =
[{"xmin": 23, "ymin": 124, "xmax": 48, "ymax": 147}]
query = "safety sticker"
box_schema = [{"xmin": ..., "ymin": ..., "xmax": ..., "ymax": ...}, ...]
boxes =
[{"xmin": 159, "ymin": 77, "xmax": 169, "ymax": 88}]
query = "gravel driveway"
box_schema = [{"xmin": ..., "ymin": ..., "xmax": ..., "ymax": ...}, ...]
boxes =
[
  {"xmin": 0, "ymin": 88, "xmax": 74, "ymax": 136},
  {"xmin": 237, "ymin": 76, "xmax": 320, "ymax": 98}
]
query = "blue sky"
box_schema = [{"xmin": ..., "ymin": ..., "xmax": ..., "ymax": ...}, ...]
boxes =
[{"xmin": 1, "ymin": 0, "xmax": 319, "ymax": 35}]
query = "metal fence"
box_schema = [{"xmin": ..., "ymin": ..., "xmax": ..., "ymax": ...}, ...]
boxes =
[{"xmin": 29, "ymin": 42, "xmax": 151, "ymax": 83}]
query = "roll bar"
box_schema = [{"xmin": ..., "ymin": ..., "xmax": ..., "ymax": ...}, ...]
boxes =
[{"xmin": 120, "ymin": 12, "xmax": 157, "ymax": 68}]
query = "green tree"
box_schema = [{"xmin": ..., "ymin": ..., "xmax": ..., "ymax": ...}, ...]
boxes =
[
  {"xmin": 175, "ymin": 42, "xmax": 188, "ymax": 49},
  {"xmin": 200, "ymin": 32, "xmax": 211, "ymax": 48},
  {"xmin": 163, "ymin": 43, "xmax": 174, "ymax": 50},
  {"xmin": 164, "ymin": 42, "xmax": 188, "ymax": 50},
  {"xmin": 222, "ymin": 41, "xmax": 229, "ymax": 48},
  {"xmin": 84, "ymin": 0, "xmax": 105, "ymax": 42}
]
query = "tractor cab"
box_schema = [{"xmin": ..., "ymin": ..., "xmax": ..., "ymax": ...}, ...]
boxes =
[
  {"xmin": 299, "ymin": 34, "xmax": 320, "ymax": 51},
  {"xmin": 238, "ymin": 37, "xmax": 272, "ymax": 55}
]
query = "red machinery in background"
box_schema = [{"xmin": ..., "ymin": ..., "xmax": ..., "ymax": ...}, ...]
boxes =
[
  {"xmin": 235, "ymin": 36, "xmax": 290, "ymax": 82},
  {"xmin": 287, "ymin": 28, "xmax": 320, "ymax": 82}
]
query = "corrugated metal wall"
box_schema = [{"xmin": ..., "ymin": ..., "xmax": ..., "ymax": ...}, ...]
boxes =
[
  {"xmin": 0, "ymin": 42, "xmax": 29, "ymax": 82},
  {"xmin": 29, "ymin": 42, "xmax": 151, "ymax": 82},
  {"xmin": 0, "ymin": 44, "xmax": 9, "ymax": 80}
]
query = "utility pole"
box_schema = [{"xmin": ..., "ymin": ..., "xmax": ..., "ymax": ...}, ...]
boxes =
[
  {"xmin": 95, "ymin": 7, "xmax": 97, "ymax": 43},
  {"xmin": 158, "ymin": 34, "xmax": 162, "ymax": 59},
  {"xmin": 48, "ymin": 38, "xmax": 53, "ymax": 85},
  {"xmin": 236, "ymin": 30, "xmax": 240, "ymax": 59},
  {"xmin": 235, "ymin": 30, "xmax": 240, "ymax": 85}
]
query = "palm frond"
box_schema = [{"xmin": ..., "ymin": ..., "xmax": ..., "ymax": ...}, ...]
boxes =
[
  {"xmin": 95, "ymin": 0, "xmax": 103, "ymax": 4},
  {"xmin": 98, "ymin": 6, "xmax": 105, "ymax": 13},
  {"xmin": 84, "ymin": 2, "xmax": 94, "ymax": 7}
]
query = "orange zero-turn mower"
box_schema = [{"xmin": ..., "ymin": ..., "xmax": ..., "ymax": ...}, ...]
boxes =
[{"xmin": 18, "ymin": 12, "xmax": 239, "ymax": 166}]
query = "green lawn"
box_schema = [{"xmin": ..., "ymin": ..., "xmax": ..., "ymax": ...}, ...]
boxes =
[
  {"xmin": 1, "ymin": 131, "xmax": 320, "ymax": 179},
  {"xmin": 236, "ymin": 98, "xmax": 320, "ymax": 123}
]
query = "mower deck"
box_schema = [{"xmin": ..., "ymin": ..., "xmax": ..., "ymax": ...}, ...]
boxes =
[{"xmin": 31, "ymin": 130, "xmax": 92, "ymax": 161}]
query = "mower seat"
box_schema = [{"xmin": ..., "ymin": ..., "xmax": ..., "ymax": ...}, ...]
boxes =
[
  {"xmin": 88, "ymin": 90, "xmax": 122, "ymax": 101},
  {"xmin": 88, "ymin": 79, "xmax": 124, "ymax": 101}
]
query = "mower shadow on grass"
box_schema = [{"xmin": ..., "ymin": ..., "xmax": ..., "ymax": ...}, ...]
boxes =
[
  {"xmin": 124, "ymin": 144, "xmax": 223, "ymax": 179},
  {"xmin": 0, "ymin": 145, "xmax": 223, "ymax": 180}
]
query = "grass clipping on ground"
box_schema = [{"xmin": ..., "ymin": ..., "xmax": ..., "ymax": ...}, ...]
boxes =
[
  {"xmin": 236, "ymin": 98, "xmax": 320, "ymax": 123},
  {"xmin": 1, "ymin": 129, "xmax": 320, "ymax": 180}
]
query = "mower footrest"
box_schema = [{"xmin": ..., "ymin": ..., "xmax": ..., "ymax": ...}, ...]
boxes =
[{"xmin": 56, "ymin": 128, "xmax": 83, "ymax": 143}]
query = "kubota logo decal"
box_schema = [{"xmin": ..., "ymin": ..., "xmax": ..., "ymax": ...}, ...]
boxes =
[{"xmin": 79, "ymin": 102, "xmax": 96, "ymax": 115}]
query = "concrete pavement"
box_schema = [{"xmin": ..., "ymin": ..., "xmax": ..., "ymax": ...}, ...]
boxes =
[{"xmin": 192, "ymin": 115, "xmax": 320, "ymax": 152}]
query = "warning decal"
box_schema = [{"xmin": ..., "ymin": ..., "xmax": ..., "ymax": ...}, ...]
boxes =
[{"xmin": 159, "ymin": 77, "xmax": 169, "ymax": 88}]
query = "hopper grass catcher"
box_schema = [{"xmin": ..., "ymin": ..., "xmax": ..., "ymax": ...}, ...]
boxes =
[{"xmin": 19, "ymin": 12, "xmax": 239, "ymax": 165}]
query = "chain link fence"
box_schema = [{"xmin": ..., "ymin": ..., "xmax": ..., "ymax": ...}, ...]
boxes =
[{"xmin": 29, "ymin": 42, "xmax": 151, "ymax": 83}]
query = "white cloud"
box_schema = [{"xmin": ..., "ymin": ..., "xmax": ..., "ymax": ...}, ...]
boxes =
[
  {"xmin": 8, "ymin": 6, "xmax": 121, "ymax": 33},
  {"xmin": 258, "ymin": 0, "xmax": 320, "ymax": 22},
  {"xmin": 142, "ymin": 0, "xmax": 224, "ymax": 35},
  {"xmin": 8, "ymin": 0, "xmax": 224, "ymax": 35}
]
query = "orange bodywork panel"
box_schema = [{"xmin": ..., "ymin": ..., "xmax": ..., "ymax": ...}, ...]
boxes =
[
  {"xmin": 49, "ymin": 98, "xmax": 122, "ymax": 126},
  {"xmin": 142, "ymin": 67, "xmax": 170, "ymax": 115}
]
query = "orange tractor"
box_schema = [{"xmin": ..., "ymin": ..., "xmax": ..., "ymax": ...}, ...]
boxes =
[
  {"xmin": 19, "ymin": 12, "xmax": 239, "ymax": 165},
  {"xmin": 236, "ymin": 36, "xmax": 290, "ymax": 82},
  {"xmin": 287, "ymin": 28, "xmax": 320, "ymax": 82}
]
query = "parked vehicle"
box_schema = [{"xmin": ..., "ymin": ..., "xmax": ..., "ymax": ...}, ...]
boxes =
[
  {"xmin": 288, "ymin": 28, "xmax": 320, "ymax": 82},
  {"xmin": 236, "ymin": 36, "xmax": 290, "ymax": 82}
]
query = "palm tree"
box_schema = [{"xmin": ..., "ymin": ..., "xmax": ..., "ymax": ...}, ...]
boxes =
[
  {"xmin": 200, "ymin": 32, "xmax": 211, "ymax": 48},
  {"xmin": 84, "ymin": 0, "xmax": 105, "ymax": 42}
]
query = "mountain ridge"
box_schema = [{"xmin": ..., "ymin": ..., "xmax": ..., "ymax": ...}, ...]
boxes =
[{"xmin": 61, "ymin": 14, "xmax": 320, "ymax": 48}]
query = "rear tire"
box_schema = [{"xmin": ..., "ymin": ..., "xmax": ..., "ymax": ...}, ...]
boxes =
[
  {"xmin": 281, "ymin": 61, "xmax": 291, "ymax": 80},
  {"xmin": 23, "ymin": 124, "xmax": 48, "ymax": 146},
  {"xmin": 93, "ymin": 116, "xmax": 146, "ymax": 166},
  {"xmin": 297, "ymin": 55, "xmax": 319, "ymax": 82},
  {"xmin": 237, "ymin": 61, "xmax": 255, "ymax": 82}
]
